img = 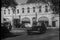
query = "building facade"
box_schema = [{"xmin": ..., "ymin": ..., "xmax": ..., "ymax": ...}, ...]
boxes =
[
  {"xmin": 1, "ymin": 7, "xmax": 14, "ymax": 26},
  {"xmin": 1, "ymin": 3, "xmax": 59, "ymax": 28}
]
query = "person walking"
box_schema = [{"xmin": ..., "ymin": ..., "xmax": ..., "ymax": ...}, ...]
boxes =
[{"xmin": 9, "ymin": 24, "xmax": 12, "ymax": 31}]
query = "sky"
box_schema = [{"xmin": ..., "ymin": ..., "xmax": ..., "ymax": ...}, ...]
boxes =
[{"xmin": 16, "ymin": 0, "xmax": 27, "ymax": 4}]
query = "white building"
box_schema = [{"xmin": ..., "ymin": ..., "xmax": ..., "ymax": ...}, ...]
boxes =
[
  {"xmin": 1, "ymin": 2, "xmax": 59, "ymax": 28},
  {"xmin": 1, "ymin": 7, "xmax": 13, "ymax": 25}
]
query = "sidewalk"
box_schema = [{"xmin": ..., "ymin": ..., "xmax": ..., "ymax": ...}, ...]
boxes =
[
  {"xmin": 10, "ymin": 28, "xmax": 27, "ymax": 35},
  {"xmin": 47, "ymin": 27, "xmax": 59, "ymax": 29},
  {"xmin": 10, "ymin": 27, "xmax": 59, "ymax": 33},
  {"xmin": 10, "ymin": 28, "xmax": 26, "ymax": 33}
]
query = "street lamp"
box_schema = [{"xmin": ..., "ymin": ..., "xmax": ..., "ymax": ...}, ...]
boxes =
[{"xmin": 34, "ymin": 3, "xmax": 40, "ymax": 25}]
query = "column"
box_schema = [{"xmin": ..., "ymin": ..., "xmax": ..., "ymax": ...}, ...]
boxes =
[
  {"xmin": 56, "ymin": 20, "xmax": 59, "ymax": 28},
  {"xmin": 30, "ymin": 18, "xmax": 32, "ymax": 25},
  {"xmin": 49, "ymin": 18, "xmax": 52, "ymax": 27},
  {"xmin": 11, "ymin": 15, "xmax": 15, "ymax": 29},
  {"xmin": 11, "ymin": 17, "xmax": 14, "ymax": 29}
]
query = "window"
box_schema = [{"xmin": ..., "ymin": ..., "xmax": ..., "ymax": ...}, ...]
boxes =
[
  {"xmin": 33, "ymin": 7, "xmax": 35, "ymax": 12},
  {"xmin": 39, "ymin": 6, "xmax": 41, "ymax": 12},
  {"xmin": 22, "ymin": 8, "xmax": 24, "ymax": 13},
  {"xmin": 17, "ymin": 9, "xmax": 19, "ymax": 13},
  {"xmin": 27, "ymin": 7, "xmax": 30, "ymax": 13},
  {"xmin": 45, "ymin": 6, "xmax": 48, "ymax": 12},
  {"xmin": 12, "ymin": 8, "xmax": 15, "ymax": 14},
  {"xmin": 52, "ymin": 21, "xmax": 56, "ymax": 27},
  {"xmin": 8, "ymin": 9, "xmax": 10, "ymax": 14},
  {"xmin": 4, "ymin": 10, "xmax": 6, "ymax": 14},
  {"xmin": 3, "ymin": 18, "xmax": 6, "ymax": 21}
]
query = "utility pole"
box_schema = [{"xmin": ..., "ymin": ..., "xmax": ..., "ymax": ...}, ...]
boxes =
[
  {"xmin": 35, "ymin": 3, "xmax": 40, "ymax": 24},
  {"xmin": 35, "ymin": 12, "xmax": 37, "ymax": 25},
  {"xmin": 11, "ymin": 7, "xmax": 16, "ymax": 29},
  {"xmin": 35, "ymin": 12, "xmax": 37, "ymax": 22},
  {"xmin": 19, "ymin": 15, "xmax": 21, "ymax": 24}
]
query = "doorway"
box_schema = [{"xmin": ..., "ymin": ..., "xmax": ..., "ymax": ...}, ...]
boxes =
[
  {"xmin": 52, "ymin": 21, "xmax": 56, "ymax": 27},
  {"xmin": 39, "ymin": 21, "xmax": 49, "ymax": 27},
  {"xmin": 38, "ymin": 16, "xmax": 49, "ymax": 27}
]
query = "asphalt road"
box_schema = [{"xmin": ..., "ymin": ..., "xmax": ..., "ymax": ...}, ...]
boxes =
[{"xmin": 2, "ymin": 29, "xmax": 59, "ymax": 40}]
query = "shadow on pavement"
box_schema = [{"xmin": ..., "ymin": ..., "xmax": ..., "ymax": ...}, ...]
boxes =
[
  {"xmin": 1, "ymin": 32, "xmax": 21, "ymax": 39},
  {"xmin": 28, "ymin": 32, "xmax": 46, "ymax": 35}
]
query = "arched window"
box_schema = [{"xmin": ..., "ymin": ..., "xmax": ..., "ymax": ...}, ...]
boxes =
[
  {"xmin": 39, "ymin": 6, "xmax": 41, "ymax": 12},
  {"xmin": 4, "ymin": 10, "xmax": 6, "ymax": 14},
  {"xmin": 33, "ymin": 7, "xmax": 35, "ymax": 12},
  {"xmin": 22, "ymin": 8, "xmax": 24, "ymax": 13},
  {"xmin": 45, "ymin": 6, "xmax": 48, "ymax": 12},
  {"xmin": 8, "ymin": 9, "xmax": 10, "ymax": 14},
  {"xmin": 3, "ymin": 18, "xmax": 6, "ymax": 21},
  {"xmin": 17, "ymin": 9, "xmax": 19, "ymax": 13},
  {"xmin": 27, "ymin": 7, "xmax": 30, "ymax": 13}
]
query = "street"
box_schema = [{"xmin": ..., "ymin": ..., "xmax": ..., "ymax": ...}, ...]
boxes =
[{"xmin": 2, "ymin": 28, "xmax": 59, "ymax": 40}]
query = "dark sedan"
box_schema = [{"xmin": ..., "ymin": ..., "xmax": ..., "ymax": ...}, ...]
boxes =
[{"xmin": 27, "ymin": 23, "xmax": 47, "ymax": 35}]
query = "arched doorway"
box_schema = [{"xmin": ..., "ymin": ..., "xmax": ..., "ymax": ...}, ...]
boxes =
[
  {"xmin": 22, "ymin": 17, "xmax": 30, "ymax": 24},
  {"xmin": 38, "ymin": 16, "xmax": 49, "ymax": 27}
]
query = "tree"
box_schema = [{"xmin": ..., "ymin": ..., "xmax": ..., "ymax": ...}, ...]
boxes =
[
  {"xmin": 1, "ymin": 0, "xmax": 18, "ymax": 8},
  {"xmin": 27, "ymin": 0, "xmax": 59, "ymax": 14}
]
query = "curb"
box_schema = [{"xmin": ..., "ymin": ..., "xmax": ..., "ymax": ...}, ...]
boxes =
[{"xmin": 10, "ymin": 28, "xmax": 27, "ymax": 33}]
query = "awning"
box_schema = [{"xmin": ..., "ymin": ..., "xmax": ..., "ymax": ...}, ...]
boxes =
[
  {"xmin": 38, "ymin": 17, "xmax": 49, "ymax": 21},
  {"xmin": 22, "ymin": 17, "xmax": 30, "ymax": 21}
]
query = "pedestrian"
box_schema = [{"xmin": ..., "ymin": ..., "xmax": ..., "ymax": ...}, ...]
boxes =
[{"xmin": 9, "ymin": 24, "xmax": 12, "ymax": 31}]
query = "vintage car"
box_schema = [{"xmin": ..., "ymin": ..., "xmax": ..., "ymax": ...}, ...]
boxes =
[{"xmin": 27, "ymin": 23, "xmax": 47, "ymax": 35}]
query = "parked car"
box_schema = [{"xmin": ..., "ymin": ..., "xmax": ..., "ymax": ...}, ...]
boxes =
[{"xmin": 27, "ymin": 23, "xmax": 47, "ymax": 35}]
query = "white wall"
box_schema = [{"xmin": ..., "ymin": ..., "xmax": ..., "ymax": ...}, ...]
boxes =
[
  {"xmin": 55, "ymin": 15, "xmax": 59, "ymax": 28},
  {"xmin": 16, "ymin": 3, "xmax": 52, "ymax": 15},
  {"xmin": 1, "ymin": 7, "xmax": 13, "ymax": 23}
]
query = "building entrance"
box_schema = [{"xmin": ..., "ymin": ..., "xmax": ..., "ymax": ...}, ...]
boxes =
[
  {"xmin": 52, "ymin": 21, "xmax": 56, "ymax": 27},
  {"xmin": 38, "ymin": 17, "xmax": 49, "ymax": 27},
  {"xmin": 39, "ymin": 21, "xmax": 49, "ymax": 27}
]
